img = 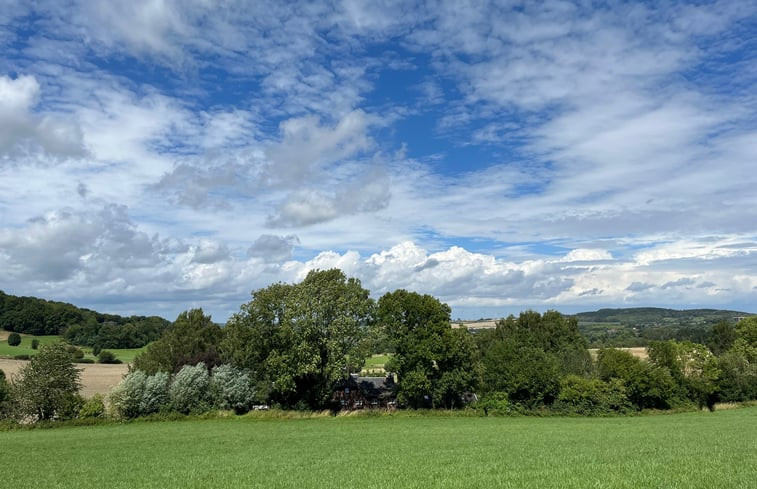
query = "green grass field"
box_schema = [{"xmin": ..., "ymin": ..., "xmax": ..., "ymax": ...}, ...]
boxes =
[
  {"xmin": 0, "ymin": 334, "xmax": 61, "ymax": 358},
  {"xmin": 0, "ymin": 333, "xmax": 147, "ymax": 363},
  {"xmin": 2, "ymin": 407, "xmax": 756, "ymax": 488}
]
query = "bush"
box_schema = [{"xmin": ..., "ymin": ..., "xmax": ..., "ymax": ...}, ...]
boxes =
[
  {"xmin": 477, "ymin": 392, "xmax": 515, "ymax": 416},
  {"xmin": 210, "ymin": 365, "xmax": 255, "ymax": 414},
  {"xmin": 31, "ymin": 339, "xmax": 39, "ymax": 350},
  {"xmin": 555, "ymin": 375, "xmax": 632, "ymax": 415},
  {"xmin": 140, "ymin": 371, "xmax": 170, "ymax": 415},
  {"xmin": 76, "ymin": 358, "xmax": 95, "ymax": 364},
  {"xmin": 108, "ymin": 371, "xmax": 148, "ymax": 419},
  {"xmin": 79, "ymin": 394, "xmax": 106, "ymax": 419},
  {"xmin": 7, "ymin": 333, "xmax": 21, "ymax": 346},
  {"xmin": 13, "ymin": 354, "xmax": 30, "ymax": 360},
  {"xmin": 596, "ymin": 348, "xmax": 678, "ymax": 410},
  {"xmin": 66, "ymin": 345, "xmax": 85, "ymax": 359},
  {"xmin": 170, "ymin": 363, "xmax": 210, "ymax": 414},
  {"xmin": 97, "ymin": 351, "xmax": 122, "ymax": 364},
  {"xmin": 92, "ymin": 344, "xmax": 102, "ymax": 356}
]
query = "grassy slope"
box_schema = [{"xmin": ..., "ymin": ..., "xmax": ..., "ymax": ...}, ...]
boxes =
[
  {"xmin": 0, "ymin": 334, "xmax": 146, "ymax": 362},
  {"xmin": 2, "ymin": 408, "xmax": 756, "ymax": 488}
]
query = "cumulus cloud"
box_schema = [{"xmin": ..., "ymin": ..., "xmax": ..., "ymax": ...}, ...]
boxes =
[
  {"xmin": 247, "ymin": 234, "xmax": 299, "ymax": 263},
  {"xmin": 0, "ymin": 75, "xmax": 86, "ymax": 161}
]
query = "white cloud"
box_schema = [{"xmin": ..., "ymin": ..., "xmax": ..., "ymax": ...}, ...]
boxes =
[{"xmin": 0, "ymin": 74, "xmax": 86, "ymax": 160}]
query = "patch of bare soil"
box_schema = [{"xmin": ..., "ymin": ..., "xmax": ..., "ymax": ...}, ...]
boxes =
[
  {"xmin": 0, "ymin": 358, "xmax": 128, "ymax": 398},
  {"xmin": 0, "ymin": 331, "xmax": 9, "ymax": 341}
]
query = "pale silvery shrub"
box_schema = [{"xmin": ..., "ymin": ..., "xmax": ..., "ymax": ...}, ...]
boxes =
[
  {"xmin": 170, "ymin": 363, "xmax": 210, "ymax": 414},
  {"xmin": 108, "ymin": 370, "xmax": 147, "ymax": 419},
  {"xmin": 210, "ymin": 364, "xmax": 255, "ymax": 414},
  {"xmin": 140, "ymin": 371, "xmax": 170, "ymax": 415}
]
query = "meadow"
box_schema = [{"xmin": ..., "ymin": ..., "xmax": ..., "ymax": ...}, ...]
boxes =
[
  {"xmin": 2, "ymin": 407, "xmax": 755, "ymax": 488},
  {"xmin": 0, "ymin": 333, "xmax": 147, "ymax": 362}
]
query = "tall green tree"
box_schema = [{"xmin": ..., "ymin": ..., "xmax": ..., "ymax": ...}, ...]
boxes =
[
  {"xmin": 708, "ymin": 321, "xmax": 737, "ymax": 356},
  {"xmin": 377, "ymin": 290, "xmax": 479, "ymax": 408},
  {"xmin": 221, "ymin": 269, "xmax": 374, "ymax": 409},
  {"xmin": 11, "ymin": 342, "xmax": 81, "ymax": 421},
  {"xmin": 133, "ymin": 309, "xmax": 222, "ymax": 374}
]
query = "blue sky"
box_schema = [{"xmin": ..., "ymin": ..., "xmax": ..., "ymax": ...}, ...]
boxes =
[{"xmin": 1, "ymin": 0, "xmax": 756, "ymax": 321}]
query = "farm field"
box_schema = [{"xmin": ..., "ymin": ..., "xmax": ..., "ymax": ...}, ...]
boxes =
[
  {"xmin": 0, "ymin": 358, "xmax": 128, "ymax": 398},
  {"xmin": 2, "ymin": 407, "xmax": 756, "ymax": 488}
]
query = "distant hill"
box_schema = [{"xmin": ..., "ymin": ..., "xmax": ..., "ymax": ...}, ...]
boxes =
[
  {"xmin": 574, "ymin": 307, "xmax": 754, "ymax": 347},
  {"xmin": 575, "ymin": 307, "xmax": 752, "ymax": 327},
  {"xmin": 0, "ymin": 290, "xmax": 169, "ymax": 348}
]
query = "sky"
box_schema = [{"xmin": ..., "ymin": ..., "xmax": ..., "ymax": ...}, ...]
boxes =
[{"xmin": 1, "ymin": 0, "xmax": 756, "ymax": 322}]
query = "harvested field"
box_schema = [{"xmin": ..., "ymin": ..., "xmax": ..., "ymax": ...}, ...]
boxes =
[
  {"xmin": 0, "ymin": 358, "xmax": 128, "ymax": 398},
  {"xmin": 589, "ymin": 346, "xmax": 648, "ymax": 359},
  {"xmin": 453, "ymin": 320, "xmax": 498, "ymax": 329}
]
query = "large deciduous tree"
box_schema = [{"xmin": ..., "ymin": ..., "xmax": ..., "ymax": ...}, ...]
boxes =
[
  {"xmin": 133, "ymin": 309, "xmax": 222, "ymax": 374},
  {"xmin": 221, "ymin": 269, "xmax": 374, "ymax": 409},
  {"xmin": 12, "ymin": 342, "xmax": 82, "ymax": 421},
  {"xmin": 376, "ymin": 290, "xmax": 479, "ymax": 409}
]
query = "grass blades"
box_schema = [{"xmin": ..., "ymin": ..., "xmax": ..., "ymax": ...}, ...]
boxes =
[{"xmin": 2, "ymin": 407, "xmax": 755, "ymax": 488}]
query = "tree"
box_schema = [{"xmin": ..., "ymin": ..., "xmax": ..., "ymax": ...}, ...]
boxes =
[
  {"xmin": 133, "ymin": 309, "xmax": 222, "ymax": 374},
  {"xmin": 7, "ymin": 332, "xmax": 21, "ymax": 346},
  {"xmin": 648, "ymin": 340, "xmax": 721, "ymax": 409},
  {"xmin": 376, "ymin": 290, "xmax": 479, "ymax": 408},
  {"xmin": 735, "ymin": 317, "xmax": 757, "ymax": 347},
  {"xmin": 716, "ymin": 339, "xmax": 757, "ymax": 402},
  {"xmin": 12, "ymin": 342, "xmax": 81, "ymax": 421},
  {"xmin": 596, "ymin": 348, "xmax": 677, "ymax": 410},
  {"xmin": 221, "ymin": 269, "xmax": 374, "ymax": 409},
  {"xmin": 0, "ymin": 369, "xmax": 10, "ymax": 418},
  {"xmin": 707, "ymin": 321, "xmax": 736, "ymax": 356}
]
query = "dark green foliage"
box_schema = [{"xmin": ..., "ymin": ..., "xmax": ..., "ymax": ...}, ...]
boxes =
[
  {"xmin": 7, "ymin": 332, "xmax": 21, "ymax": 346},
  {"xmin": 482, "ymin": 342, "xmax": 561, "ymax": 407},
  {"xmin": 0, "ymin": 369, "xmax": 10, "ymax": 418},
  {"xmin": 708, "ymin": 321, "xmax": 736, "ymax": 355},
  {"xmin": 97, "ymin": 350, "xmax": 121, "ymax": 364},
  {"xmin": 376, "ymin": 290, "xmax": 479, "ymax": 409},
  {"xmin": 647, "ymin": 340, "xmax": 720, "ymax": 409},
  {"xmin": 478, "ymin": 310, "xmax": 590, "ymax": 408},
  {"xmin": 13, "ymin": 354, "xmax": 30, "ymax": 360},
  {"xmin": 716, "ymin": 339, "xmax": 757, "ymax": 402},
  {"xmin": 0, "ymin": 290, "xmax": 169, "ymax": 347},
  {"xmin": 555, "ymin": 375, "xmax": 631, "ymax": 415},
  {"xmin": 31, "ymin": 338, "xmax": 39, "ymax": 349},
  {"xmin": 133, "ymin": 309, "xmax": 222, "ymax": 374},
  {"xmin": 222, "ymin": 269, "xmax": 374, "ymax": 409},
  {"xmin": 11, "ymin": 342, "xmax": 82, "ymax": 421},
  {"xmin": 66, "ymin": 344, "xmax": 85, "ymax": 359},
  {"xmin": 596, "ymin": 348, "xmax": 677, "ymax": 410}
]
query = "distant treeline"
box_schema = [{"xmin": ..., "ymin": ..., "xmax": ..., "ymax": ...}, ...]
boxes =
[
  {"xmin": 576, "ymin": 307, "xmax": 752, "ymax": 348},
  {"xmin": 0, "ymin": 291, "xmax": 169, "ymax": 348}
]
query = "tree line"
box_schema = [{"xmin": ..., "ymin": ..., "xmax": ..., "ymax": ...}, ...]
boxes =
[
  {"xmin": 1, "ymin": 269, "xmax": 756, "ymax": 423},
  {"xmin": 0, "ymin": 290, "xmax": 170, "ymax": 348}
]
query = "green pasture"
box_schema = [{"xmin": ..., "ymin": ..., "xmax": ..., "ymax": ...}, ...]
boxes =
[
  {"xmin": 2, "ymin": 407, "xmax": 756, "ymax": 488},
  {"xmin": 361, "ymin": 353, "xmax": 390, "ymax": 375},
  {"xmin": 0, "ymin": 333, "xmax": 146, "ymax": 363},
  {"xmin": 0, "ymin": 334, "xmax": 61, "ymax": 358}
]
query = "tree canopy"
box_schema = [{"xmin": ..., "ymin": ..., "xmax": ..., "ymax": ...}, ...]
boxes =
[{"xmin": 221, "ymin": 269, "xmax": 374, "ymax": 409}]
